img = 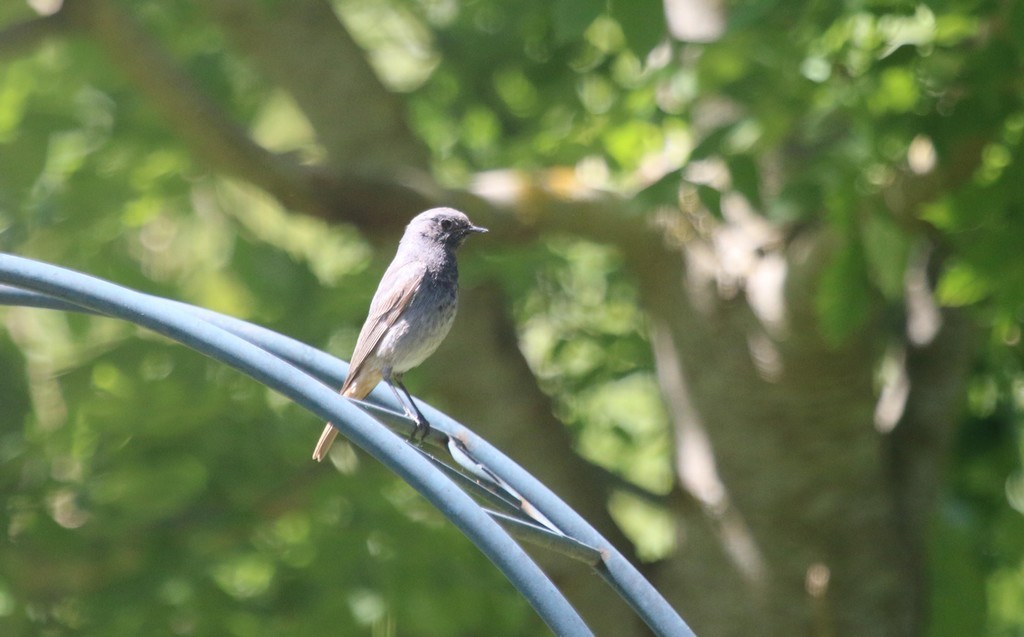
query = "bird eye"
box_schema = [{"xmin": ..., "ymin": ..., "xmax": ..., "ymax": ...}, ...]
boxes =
[{"xmin": 440, "ymin": 219, "xmax": 453, "ymax": 231}]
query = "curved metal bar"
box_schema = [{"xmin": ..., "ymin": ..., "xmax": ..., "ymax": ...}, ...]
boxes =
[
  {"xmin": 0, "ymin": 274, "xmax": 695, "ymax": 636},
  {"xmin": 413, "ymin": 407, "xmax": 697, "ymax": 637},
  {"xmin": 0, "ymin": 257, "xmax": 594, "ymax": 637},
  {"xmin": 0, "ymin": 284, "xmax": 609, "ymax": 563},
  {"xmin": 189, "ymin": 301, "xmax": 696, "ymax": 637}
]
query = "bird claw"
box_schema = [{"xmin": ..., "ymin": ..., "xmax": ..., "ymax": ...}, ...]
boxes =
[{"xmin": 408, "ymin": 418, "xmax": 432, "ymax": 444}]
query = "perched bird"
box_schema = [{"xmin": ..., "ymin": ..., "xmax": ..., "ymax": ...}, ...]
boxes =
[{"xmin": 313, "ymin": 207, "xmax": 488, "ymax": 461}]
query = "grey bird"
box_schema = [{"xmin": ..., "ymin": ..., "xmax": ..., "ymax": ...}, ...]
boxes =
[{"xmin": 313, "ymin": 207, "xmax": 488, "ymax": 461}]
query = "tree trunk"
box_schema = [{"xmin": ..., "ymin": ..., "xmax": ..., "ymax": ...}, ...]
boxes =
[
  {"xmin": 29, "ymin": 3, "xmax": 982, "ymax": 633},
  {"xmin": 630, "ymin": 226, "xmax": 975, "ymax": 636}
]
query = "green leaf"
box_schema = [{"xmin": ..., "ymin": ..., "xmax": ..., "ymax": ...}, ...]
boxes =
[
  {"xmin": 552, "ymin": 0, "xmax": 604, "ymax": 44},
  {"xmin": 726, "ymin": 154, "xmax": 762, "ymax": 209},
  {"xmin": 689, "ymin": 125, "xmax": 734, "ymax": 161},
  {"xmin": 635, "ymin": 171, "xmax": 682, "ymax": 208},
  {"xmin": 603, "ymin": 119, "xmax": 662, "ymax": 168},
  {"xmin": 695, "ymin": 184, "xmax": 723, "ymax": 219},
  {"xmin": 936, "ymin": 261, "xmax": 990, "ymax": 307},
  {"xmin": 610, "ymin": 0, "xmax": 666, "ymax": 55},
  {"xmin": 816, "ymin": 237, "xmax": 873, "ymax": 344},
  {"xmin": 862, "ymin": 212, "xmax": 909, "ymax": 300}
]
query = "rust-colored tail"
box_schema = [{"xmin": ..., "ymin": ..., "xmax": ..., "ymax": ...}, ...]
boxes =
[
  {"xmin": 311, "ymin": 426, "xmax": 340, "ymax": 463},
  {"xmin": 312, "ymin": 369, "xmax": 381, "ymax": 462}
]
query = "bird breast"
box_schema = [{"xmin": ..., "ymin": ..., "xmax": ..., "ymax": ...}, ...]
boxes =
[{"xmin": 377, "ymin": 267, "xmax": 459, "ymax": 373}]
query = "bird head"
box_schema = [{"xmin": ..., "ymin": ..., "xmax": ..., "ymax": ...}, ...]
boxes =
[{"xmin": 407, "ymin": 207, "xmax": 488, "ymax": 250}]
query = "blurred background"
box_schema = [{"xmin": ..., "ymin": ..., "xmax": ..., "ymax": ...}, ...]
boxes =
[{"xmin": 1, "ymin": 0, "xmax": 1022, "ymax": 635}]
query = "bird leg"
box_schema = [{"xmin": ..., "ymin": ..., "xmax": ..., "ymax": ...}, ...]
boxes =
[{"xmin": 386, "ymin": 375, "xmax": 432, "ymax": 443}]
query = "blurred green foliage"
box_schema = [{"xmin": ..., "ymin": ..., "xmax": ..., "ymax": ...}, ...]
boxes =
[{"xmin": 0, "ymin": 0, "xmax": 1022, "ymax": 634}]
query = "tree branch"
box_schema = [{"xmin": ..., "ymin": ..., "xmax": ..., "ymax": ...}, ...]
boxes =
[
  {"xmin": 59, "ymin": 0, "xmax": 326, "ymax": 217},
  {"xmin": 0, "ymin": 10, "xmax": 70, "ymax": 59},
  {"xmin": 201, "ymin": 0, "xmax": 429, "ymax": 175},
  {"xmin": 49, "ymin": 0, "xmax": 440, "ymax": 234},
  {"xmin": 8, "ymin": 2, "xmax": 665, "ymax": 252}
]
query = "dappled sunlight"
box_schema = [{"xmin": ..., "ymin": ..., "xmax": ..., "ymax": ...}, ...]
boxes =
[
  {"xmin": 210, "ymin": 554, "xmax": 276, "ymax": 600},
  {"xmin": 664, "ymin": 0, "xmax": 724, "ymax": 43},
  {"xmin": 250, "ymin": 90, "xmax": 324, "ymax": 162},
  {"xmin": 332, "ymin": 0, "xmax": 439, "ymax": 92},
  {"xmin": 1, "ymin": 0, "xmax": 1022, "ymax": 633},
  {"xmin": 651, "ymin": 320, "xmax": 766, "ymax": 584},
  {"xmin": 874, "ymin": 345, "xmax": 910, "ymax": 434},
  {"xmin": 904, "ymin": 247, "xmax": 942, "ymax": 347},
  {"xmin": 214, "ymin": 179, "xmax": 372, "ymax": 286}
]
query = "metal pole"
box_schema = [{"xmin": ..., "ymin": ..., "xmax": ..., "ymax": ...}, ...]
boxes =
[
  {"xmin": 1, "ymin": 269, "xmax": 696, "ymax": 636},
  {"xmin": 0, "ymin": 256, "xmax": 594, "ymax": 637}
]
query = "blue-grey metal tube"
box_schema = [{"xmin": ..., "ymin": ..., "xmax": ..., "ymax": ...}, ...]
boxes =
[
  {"xmin": 412, "ymin": 405, "xmax": 697, "ymax": 637},
  {"xmin": 0, "ymin": 257, "xmax": 593, "ymax": 637},
  {"xmin": 1, "ymin": 278, "xmax": 694, "ymax": 636},
  {"xmin": 202, "ymin": 307, "xmax": 697, "ymax": 637}
]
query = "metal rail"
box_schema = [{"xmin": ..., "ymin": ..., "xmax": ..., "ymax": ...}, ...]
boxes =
[{"xmin": 0, "ymin": 254, "xmax": 695, "ymax": 637}]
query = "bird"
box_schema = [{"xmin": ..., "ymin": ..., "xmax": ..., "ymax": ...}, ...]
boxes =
[{"xmin": 312, "ymin": 207, "xmax": 488, "ymax": 461}]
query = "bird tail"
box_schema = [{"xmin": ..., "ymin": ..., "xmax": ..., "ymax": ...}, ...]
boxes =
[
  {"xmin": 312, "ymin": 426, "xmax": 339, "ymax": 462},
  {"xmin": 312, "ymin": 370, "xmax": 381, "ymax": 462}
]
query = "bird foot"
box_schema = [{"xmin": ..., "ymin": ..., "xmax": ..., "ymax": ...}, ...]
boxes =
[{"xmin": 408, "ymin": 418, "xmax": 432, "ymax": 444}]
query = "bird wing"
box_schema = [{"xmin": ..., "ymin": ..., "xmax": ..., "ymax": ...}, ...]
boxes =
[{"xmin": 340, "ymin": 260, "xmax": 427, "ymax": 394}]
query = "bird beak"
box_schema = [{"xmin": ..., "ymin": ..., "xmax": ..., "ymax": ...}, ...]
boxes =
[{"xmin": 468, "ymin": 224, "xmax": 488, "ymax": 234}]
